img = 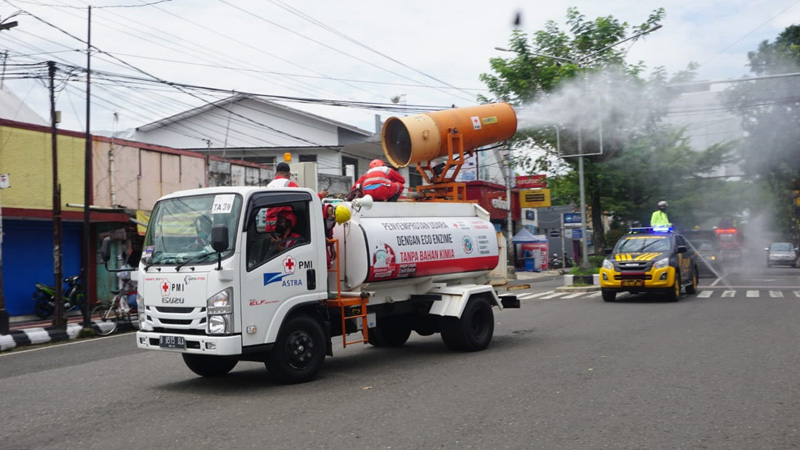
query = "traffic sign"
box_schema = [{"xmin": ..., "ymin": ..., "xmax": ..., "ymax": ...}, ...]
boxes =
[
  {"xmin": 519, "ymin": 189, "xmax": 551, "ymax": 208},
  {"xmin": 563, "ymin": 212, "xmax": 581, "ymax": 227},
  {"xmin": 572, "ymin": 229, "xmax": 582, "ymax": 239},
  {"xmin": 549, "ymin": 230, "xmax": 560, "ymax": 238}
]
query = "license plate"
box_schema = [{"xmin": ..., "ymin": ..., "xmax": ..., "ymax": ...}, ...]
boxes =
[
  {"xmin": 159, "ymin": 335, "xmax": 185, "ymax": 349},
  {"xmin": 622, "ymin": 279, "xmax": 644, "ymax": 287}
]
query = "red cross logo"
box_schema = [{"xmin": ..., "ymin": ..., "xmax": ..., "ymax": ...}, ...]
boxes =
[
  {"xmin": 471, "ymin": 116, "xmax": 481, "ymax": 130},
  {"xmin": 160, "ymin": 280, "xmax": 170, "ymax": 296},
  {"xmin": 283, "ymin": 255, "xmax": 296, "ymax": 274}
]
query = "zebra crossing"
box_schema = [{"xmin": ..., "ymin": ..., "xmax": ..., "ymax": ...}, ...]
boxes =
[{"xmin": 515, "ymin": 289, "xmax": 800, "ymax": 301}]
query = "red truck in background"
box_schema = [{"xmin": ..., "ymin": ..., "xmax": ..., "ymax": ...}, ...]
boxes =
[{"xmin": 714, "ymin": 228, "xmax": 744, "ymax": 267}]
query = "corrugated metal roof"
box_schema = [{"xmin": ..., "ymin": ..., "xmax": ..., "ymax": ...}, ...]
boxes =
[{"xmin": 0, "ymin": 85, "xmax": 48, "ymax": 126}]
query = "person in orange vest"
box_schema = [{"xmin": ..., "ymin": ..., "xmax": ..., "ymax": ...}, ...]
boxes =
[{"xmin": 352, "ymin": 159, "xmax": 405, "ymax": 202}]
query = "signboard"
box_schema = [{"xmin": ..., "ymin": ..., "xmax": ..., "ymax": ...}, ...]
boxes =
[
  {"xmin": 572, "ymin": 229, "xmax": 582, "ymax": 239},
  {"xmin": 516, "ymin": 174, "xmax": 546, "ymax": 188},
  {"xmin": 563, "ymin": 212, "xmax": 582, "ymax": 227},
  {"xmin": 0, "ymin": 173, "xmax": 9, "ymax": 189},
  {"xmin": 549, "ymin": 230, "xmax": 560, "ymax": 238},
  {"xmin": 519, "ymin": 189, "xmax": 551, "ymax": 208}
]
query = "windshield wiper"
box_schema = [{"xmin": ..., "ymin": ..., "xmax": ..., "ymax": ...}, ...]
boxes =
[
  {"xmin": 144, "ymin": 251, "xmax": 163, "ymax": 271},
  {"xmin": 175, "ymin": 252, "xmax": 214, "ymax": 271}
]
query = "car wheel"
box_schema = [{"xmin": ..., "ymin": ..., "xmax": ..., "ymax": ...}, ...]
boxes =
[
  {"xmin": 601, "ymin": 289, "xmax": 616, "ymax": 302},
  {"xmin": 266, "ymin": 314, "xmax": 326, "ymax": 384},
  {"xmin": 686, "ymin": 268, "xmax": 698, "ymax": 295},
  {"xmin": 440, "ymin": 296, "xmax": 494, "ymax": 352},
  {"xmin": 666, "ymin": 273, "xmax": 680, "ymax": 302}
]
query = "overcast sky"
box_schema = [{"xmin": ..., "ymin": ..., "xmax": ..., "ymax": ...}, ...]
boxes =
[{"xmin": 1, "ymin": 0, "xmax": 798, "ymax": 137}]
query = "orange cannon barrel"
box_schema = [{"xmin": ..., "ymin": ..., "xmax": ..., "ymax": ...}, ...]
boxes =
[{"xmin": 381, "ymin": 103, "xmax": 517, "ymax": 168}]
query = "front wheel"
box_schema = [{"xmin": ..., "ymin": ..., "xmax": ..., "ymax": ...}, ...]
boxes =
[
  {"xmin": 33, "ymin": 292, "xmax": 54, "ymax": 319},
  {"xmin": 91, "ymin": 303, "xmax": 119, "ymax": 336},
  {"xmin": 440, "ymin": 297, "xmax": 494, "ymax": 352},
  {"xmin": 182, "ymin": 354, "xmax": 238, "ymax": 377},
  {"xmin": 266, "ymin": 314, "xmax": 326, "ymax": 384},
  {"xmin": 666, "ymin": 273, "xmax": 681, "ymax": 302},
  {"xmin": 601, "ymin": 290, "xmax": 616, "ymax": 302}
]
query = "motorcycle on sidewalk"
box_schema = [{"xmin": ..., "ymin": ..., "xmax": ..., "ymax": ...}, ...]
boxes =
[{"xmin": 31, "ymin": 275, "xmax": 86, "ymax": 320}]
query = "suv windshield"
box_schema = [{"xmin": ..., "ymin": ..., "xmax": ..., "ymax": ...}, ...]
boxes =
[
  {"xmin": 770, "ymin": 243, "xmax": 793, "ymax": 251},
  {"xmin": 142, "ymin": 193, "xmax": 242, "ymax": 266},
  {"xmin": 616, "ymin": 235, "xmax": 671, "ymax": 253}
]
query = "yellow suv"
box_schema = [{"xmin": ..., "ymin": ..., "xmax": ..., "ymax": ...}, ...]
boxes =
[{"xmin": 599, "ymin": 227, "xmax": 699, "ymax": 302}]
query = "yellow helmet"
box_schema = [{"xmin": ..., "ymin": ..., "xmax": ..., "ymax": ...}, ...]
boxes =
[{"xmin": 334, "ymin": 205, "xmax": 351, "ymax": 225}]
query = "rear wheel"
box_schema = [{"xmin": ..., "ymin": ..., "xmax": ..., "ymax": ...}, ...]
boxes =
[
  {"xmin": 91, "ymin": 302, "xmax": 119, "ymax": 336},
  {"xmin": 182, "ymin": 354, "xmax": 238, "ymax": 377},
  {"xmin": 33, "ymin": 292, "xmax": 53, "ymax": 319},
  {"xmin": 440, "ymin": 297, "xmax": 494, "ymax": 352},
  {"xmin": 601, "ymin": 290, "xmax": 616, "ymax": 302},
  {"xmin": 666, "ymin": 273, "xmax": 681, "ymax": 302},
  {"xmin": 686, "ymin": 268, "xmax": 698, "ymax": 295},
  {"xmin": 266, "ymin": 314, "xmax": 326, "ymax": 384},
  {"xmin": 369, "ymin": 317, "xmax": 412, "ymax": 347}
]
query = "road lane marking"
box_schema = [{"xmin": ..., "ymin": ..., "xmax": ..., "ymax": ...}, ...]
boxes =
[
  {"xmin": 769, "ymin": 291, "xmax": 784, "ymax": 298},
  {"xmin": 697, "ymin": 291, "xmax": 713, "ymax": 298},
  {"xmin": 540, "ymin": 292, "xmax": 567, "ymax": 299},
  {"xmin": 585, "ymin": 292, "xmax": 602, "ymax": 298},
  {"xmin": 721, "ymin": 290, "xmax": 736, "ymax": 298},
  {"xmin": 746, "ymin": 290, "xmax": 758, "ymax": 298},
  {"xmin": 562, "ymin": 292, "xmax": 588, "ymax": 299},
  {"xmin": 518, "ymin": 291, "xmax": 555, "ymax": 300},
  {"xmin": 793, "ymin": 290, "xmax": 800, "ymax": 298}
]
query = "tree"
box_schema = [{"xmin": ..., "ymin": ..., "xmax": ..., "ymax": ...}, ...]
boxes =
[
  {"xmin": 480, "ymin": 8, "xmax": 736, "ymax": 249},
  {"xmin": 724, "ymin": 25, "xmax": 800, "ymax": 240}
]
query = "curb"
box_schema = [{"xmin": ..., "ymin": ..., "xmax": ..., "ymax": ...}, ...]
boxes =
[{"xmin": 0, "ymin": 321, "xmax": 137, "ymax": 353}]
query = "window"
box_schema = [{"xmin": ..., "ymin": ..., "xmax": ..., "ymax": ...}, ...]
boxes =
[
  {"xmin": 246, "ymin": 200, "xmax": 311, "ymax": 271},
  {"xmin": 299, "ymin": 154, "xmax": 317, "ymax": 162},
  {"xmin": 342, "ymin": 156, "xmax": 358, "ymax": 178}
]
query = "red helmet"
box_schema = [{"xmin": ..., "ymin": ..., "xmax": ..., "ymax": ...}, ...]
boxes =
[
  {"xmin": 277, "ymin": 209, "xmax": 296, "ymax": 228},
  {"xmin": 370, "ymin": 159, "xmax": 385, "ymax": 169}
]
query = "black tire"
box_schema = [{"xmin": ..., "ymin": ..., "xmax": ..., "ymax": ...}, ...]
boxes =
[
  {"xmin": 368, "ymin": 317, "xmax": 412, "ymax": 347},
  {"xmin": 601, "ymin": 290, "xmax": 616, "ymax": 302},
  {"xmin": 666, "ymin": 273, "xmax": 681, "ymax": 302},
  {"xmin": 440, "ymin": 297, "xmax": 494, "ymax": 352},
  {"xmin": 686, "ymin": 268, "xmax": 698, "ymax": 295},
  {"xmin": 266, "ymin": 314, "xmax": 326, "ymax": 384},
  {"xmin": 33, "ymin": 293, "xmax": 54, "ymax": 319},
  {"xmin": 182, "ymin": 354, "xmax": 238, "ymax": 377},
  {"xmin": 91, "ymin": 303, "xmax": 119, "ymax": 336}
]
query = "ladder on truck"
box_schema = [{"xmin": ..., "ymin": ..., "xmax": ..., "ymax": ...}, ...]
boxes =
[{"xmin": 325, "ymin": 238, "xmax": 369, "ymax": 347}]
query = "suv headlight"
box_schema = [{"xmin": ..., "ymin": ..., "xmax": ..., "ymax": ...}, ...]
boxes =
[
  {"xmin": 653, "ymin": 257, "xmax": 669, "ymax": 269},
  {"xmin": 207, "ymin": 288, "xmax": 234, "ymax": 335},
  {"xmin": 602, "ymin": 259, "xmax": 614, "ymax": 270}
]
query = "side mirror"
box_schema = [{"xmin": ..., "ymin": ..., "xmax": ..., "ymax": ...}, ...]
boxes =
[
  {"xmin": 764, "ymin": 247, "xmax": 769, "ymax": 252},
  {"xmin": 677, "ymin": 245, "xmax": 687, "ymax": 254},
  {"xmin": 100, "ymin": 236, "xmax": 111, "ymax": 263},
  {"xmin": 211, "ymin": 224, "xmax": 229, "ymax": 253}
]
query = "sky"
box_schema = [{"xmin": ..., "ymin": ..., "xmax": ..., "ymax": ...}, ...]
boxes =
[{"xmin": 0, "ymin": 0, "xmax": 799, "ymax": 138}]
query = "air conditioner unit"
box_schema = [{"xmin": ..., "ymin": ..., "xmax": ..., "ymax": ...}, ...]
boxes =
[{"xmin": 291, "ymin": 162, "xmax": 318, "ymax": 192}]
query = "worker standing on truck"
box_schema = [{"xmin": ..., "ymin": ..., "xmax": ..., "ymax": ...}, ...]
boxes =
[
  {"xmin": 650, "ymin": 201, "xmax": 672, "ymax": 227},
  {"xmin": 352, "ymin": 159, "xmax": 405, "ymax": 202},
  {"xmin": 268, "ymin": 161, "xmax": 328, "ymax": 198}
]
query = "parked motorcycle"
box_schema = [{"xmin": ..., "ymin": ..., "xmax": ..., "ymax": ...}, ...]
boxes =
[{"xmin": 31, "ymin": 275, "xmax": 86, "ymax": 320}]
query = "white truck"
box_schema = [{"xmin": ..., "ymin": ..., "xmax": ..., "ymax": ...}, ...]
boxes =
[{"xmin": 118, "ymin": 186, "xmax": 519, "ymax": 383}]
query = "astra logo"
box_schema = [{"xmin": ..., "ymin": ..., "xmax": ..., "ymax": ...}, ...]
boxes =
[{"xmin": 263, "ymin": 272, "xmax": 290, "ymax": 287}]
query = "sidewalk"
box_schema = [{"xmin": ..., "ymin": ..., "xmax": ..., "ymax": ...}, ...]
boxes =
[{"xmin": 1, "ymin": 315, "xmax": 137, "ymax": 353}]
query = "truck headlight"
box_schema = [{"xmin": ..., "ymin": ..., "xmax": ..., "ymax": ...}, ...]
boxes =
[
  {"xmin": 653, "ymin": 257, "xmax": 669, "ymax": 270},
  {"xmin": 207, "ymin": 288, "xmax": 233, "ymax": 335},
  {"xmin": 136, "ymin": 292, "xmax": 146, "ymax": 330},
  {"xmin": 602, "ymin": 259, "xmax": 614, "ymax": 270}
]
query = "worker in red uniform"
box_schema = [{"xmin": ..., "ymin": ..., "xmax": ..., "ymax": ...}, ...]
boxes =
[
  {"xmin": 268, "ymin": 161, "xmax": 328, "ymax": 198},
  {"xmin": 268, "ymin": 209, "xmax": 303, "ymax": 253},
  {"xmin": 352, "ymin": 160, "xmax": 405, "ymax": 202}
]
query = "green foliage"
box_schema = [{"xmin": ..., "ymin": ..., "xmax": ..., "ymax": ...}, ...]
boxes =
[
  {"xmin": 588, "ymin": 255, "xmax": 606, "ymax": 268},
  {"xmin": 78, "ymin": 327, "xmax": 96, "ymax": 339},
  {"xmin": 570, "ymin": 266, "xmax": 599, "ymax": 276},
  {"xmin": 723, "ymin": 25, "xmax": 800, "ymax": 236}
]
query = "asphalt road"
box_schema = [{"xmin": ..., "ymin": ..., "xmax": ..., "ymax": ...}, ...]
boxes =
[{"xmin": 1, "ymin": 267, "xmax": 799, "ymax": 450}]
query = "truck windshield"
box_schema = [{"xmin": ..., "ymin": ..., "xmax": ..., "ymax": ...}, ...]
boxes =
[
  {"xmin": 142, "ymin": 193, "xmax": 242, "ymax": 267},
  {"xmin": 616, "ymin": 236, "xmax": 671, "ymax": 253}
]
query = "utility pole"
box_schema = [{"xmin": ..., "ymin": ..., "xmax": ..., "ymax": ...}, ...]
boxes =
[
  {"xmin": 82, "ymin": 6, "xmax": 92, "ymax": 329},
  {"xmin": 48, "ymin": 61, "xmax": 64, "ymax": 329}
]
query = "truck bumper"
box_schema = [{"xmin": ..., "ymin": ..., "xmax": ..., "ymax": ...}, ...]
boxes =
[
  {"xmin": 136, "ymin": 331, "xmax": 242, "ymax": 356},
  {"xmin": 599, "ymin": 266, "xmax": 675, "ymax": 291}
]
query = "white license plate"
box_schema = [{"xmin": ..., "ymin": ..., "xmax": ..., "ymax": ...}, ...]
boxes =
[{"xmin": 159, "ymin": 335, "xmax": 185, "ymax": 349}]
